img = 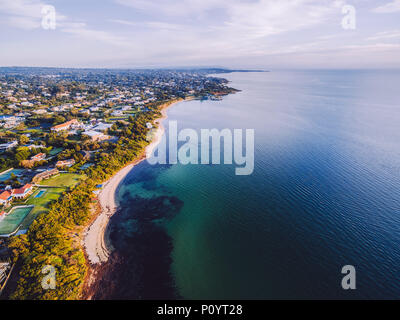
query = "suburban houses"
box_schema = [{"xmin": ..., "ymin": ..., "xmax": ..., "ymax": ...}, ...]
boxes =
[
  {"xmin": 56, "ymin": 159, "xmax": 75, "ymax": 168},
  {"xmin": 0, "ymin": 67, "xmax": 238, "ymax": 298}
]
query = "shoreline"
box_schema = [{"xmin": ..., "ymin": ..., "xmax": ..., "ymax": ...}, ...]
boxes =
[{"xmin": 83, "ymin": 99, "xmax": 183, "ymax": 266}]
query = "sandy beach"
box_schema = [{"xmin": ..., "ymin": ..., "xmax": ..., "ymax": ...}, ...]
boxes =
[{"xmin": 83, "ymin": 100, "xmax": 180, "ymax": 265}]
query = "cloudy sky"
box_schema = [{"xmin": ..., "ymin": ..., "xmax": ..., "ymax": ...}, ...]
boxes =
[{"xmin": 0, "ymin": 0, "xmax": 399, "ymax": 69}]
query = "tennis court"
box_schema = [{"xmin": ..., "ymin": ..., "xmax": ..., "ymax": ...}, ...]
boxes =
[
  {"xmin": 0, "ymin": 169, "xmax": 24, "ymax": 182},
  {"xmin": 0, "ymin": 206, "xmax": 34, "ymax": 237}
]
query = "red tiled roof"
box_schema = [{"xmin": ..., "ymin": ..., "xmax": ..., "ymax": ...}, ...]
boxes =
[
  {"xmin": 12, "ymin": 184, "xmax": 32, "ymax": 195},
  {"xmin": 31, "ymin": 152, "xmax": 46, "ymax": 160},
  {"xmin": 0, "ymin": 190, "xmax": 12, "ymax": 200},
  {"xmin": 51, "ymin": 119, "xmax": 78, "ymax": 130}
]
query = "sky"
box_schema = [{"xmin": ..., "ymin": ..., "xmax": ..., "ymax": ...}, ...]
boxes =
[{"xmin": 0, "ymin": 0, "xmax": 399, "ymax": 69}]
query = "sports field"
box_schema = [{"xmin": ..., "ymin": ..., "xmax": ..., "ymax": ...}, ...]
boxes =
[
  {"xmin": 0, "ymin": 206, "xmax": 33, "ymax": 237},
  {"xmin": 38, "ymin": 173, "xmax": 83, "ymax": 188}
]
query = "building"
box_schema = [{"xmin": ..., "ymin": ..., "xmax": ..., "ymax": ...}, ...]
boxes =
[
  {"xmin": 82, "ymin": 130, "xmax": 110, "ymax": 142},
  {"xmin": 56, "ymin": 159, "xmax": 75, "ymax": 168},
  {"xmin": 25, "ymin": 144, "xmax": 45, "ymax": 150},
  {"xmin": 30, "ymin": 153, "xmax": 46, "ymax": 162},
  {"xmin": 32, "ymin": 168, "xmax": 59, "ymax": 184},
  {"xmin": 0, "ymin": 191, "xmax": 13, "ymax": 206},
  {"xmin": 92, "ymin": 123, "xmax": 113, "ymax": 132},
  {"xmin": 12, "ymin": 184, "xmax": 33, "ymax": 199},
  {"xmin": 51, "ymin": 119, "xmax": 79, "ymax": 132},
  {"xmin": 0, "ymin": 141, "xmax": 18, "ymax": 151},
  {"xmin": 111, "ymin": 110, "xmax": 124, "ymax": 117}
]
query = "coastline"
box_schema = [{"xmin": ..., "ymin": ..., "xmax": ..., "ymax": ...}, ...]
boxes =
[{"xmin": 83, "ymin": 99, "xmax": 183, "ymax": 266}]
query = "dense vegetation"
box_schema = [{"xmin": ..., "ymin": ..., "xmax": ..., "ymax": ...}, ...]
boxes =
[{"xmin": 6, "ymin": 101, "xmax": 171, "ymax": 299}]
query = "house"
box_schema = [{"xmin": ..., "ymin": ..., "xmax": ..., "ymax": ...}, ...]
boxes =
[
  {"xmin": 111, "ymin": 110, "xmax": 124, "ymax": 117},
  {"xmin": 82, "ymin": 130, "xmax": 110, "ymax": 142},
  {"xmin": 30, "ymin": 153, "xmax": 46, "ymax": 162},
  {"xmin": 12, "ymin": 184, "xmax": 33, "ymax": 199},
  {"xmin": 0, "ymin": 191, "xmax": 13, "ymax": 206},
  {"xmin": 51, "ymin": 119, "xmax": 79, "ymax": 132},
  {"xmin": 89, "ymin": 106, "xmax": 100, "ymax": 112},
  {"xmin": 32, "ymin": 168, "xmax": 59, "ymax": 184},
  {"xmin": 56, "ymin": 159, "xmax": 75, "ymax": 168},
  {"xmin": 92, "ymin": 123, "xmax": 112, "ymax": 132},
  {"xmin": 32, "ymin": 109, "xmax": 47, "ymax": 115},
  {"xmin": 26, "ymin": 144, "xmax": 45, "ymax": 150},
  {"xmin": 0, "ymin": 141, "xmax": 18, "ymax": 151},
  {"xmin": 20, "ymin": 101, "xmax": 33, "ymax": 107}
]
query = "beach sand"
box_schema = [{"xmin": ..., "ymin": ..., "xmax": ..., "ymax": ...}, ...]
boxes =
[{"xmin": 83, "ymin": 100, "xmax": 180, "ymax": 265}]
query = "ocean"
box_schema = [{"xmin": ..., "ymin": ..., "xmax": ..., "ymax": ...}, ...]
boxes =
[{"xmin": 100, "ymin": 70, "xmax": 400, "ymax": 299}]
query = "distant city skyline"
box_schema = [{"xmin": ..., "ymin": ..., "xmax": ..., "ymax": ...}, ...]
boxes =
[{"xmin": 0, "ymin": 0, "xmax": 399, "ymax": 69}]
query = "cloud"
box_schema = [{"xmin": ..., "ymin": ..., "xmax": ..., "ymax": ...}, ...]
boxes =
[
  {"xmin": 0, "ymin": 0, "xmax": 129, "ymax": 47},
  {"xmin": 60, "ymin": 22, "xmax": 131, "ymax": 47},
  {"xmin": 0, "ymin": 0, "xmax": 67, "ymax": 29},
  {"xmin": 372, "ymin": 0, "xmax": 400, "ymax": 13},
  {"xmin": 112, "ymin": 0, "xmax": 346, "ymax": 56},
  {"xmin": 219, "ymin": 0, "xmax": 345, "ymax": 39},
  {"xmin": 367, "ymin": 30, "xmax": 400, "ymax": 41},
  {"xmin": 115, "ymin": 0, "xmax": 224, "ymax": 16},
  {"xmin": 110, "ymin": 19, "xmax": 181, "ymax": 30}
]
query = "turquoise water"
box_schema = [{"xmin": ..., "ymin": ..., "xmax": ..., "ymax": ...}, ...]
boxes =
[
  {"xmin": 111, "ymin": 70, "xmax": 400, "ymax": 299},
  {"xmin": 35, "ymin": 190, "xmax": 46, "ymax": 198}
]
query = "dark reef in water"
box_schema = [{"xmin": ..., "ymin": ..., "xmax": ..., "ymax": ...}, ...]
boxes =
[{"xmin": 89, "ymin": 194, "xmax": 184, "ymax": 300}]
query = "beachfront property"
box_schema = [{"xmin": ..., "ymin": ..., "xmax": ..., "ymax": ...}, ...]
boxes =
[
  {"xmin": 56, "ymin": 159, "xmax": 75, "ymax": 168},
  {"xmin": 32, "ymin": 168, "xmax": 59, "ymax": 184},
  {"xmin": 12, "ymin": 184, "xmax": 33, "ymax": 199},
  {"xmin": 51, "ymin": 119, "xmax": 80, "ymax": 132},
  {"xmin": 0, "ymin": 184, "xmax": 33, "ymax": 206}
]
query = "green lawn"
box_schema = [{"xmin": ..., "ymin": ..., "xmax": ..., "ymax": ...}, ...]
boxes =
[
  {"xmin": 20, "ymin": 173, "xmax": 84, "ymax": 229},
  {"xmin": 22, "ymin": 188, "xmax": 65, "ymax": 228},
  {"xmin": 38, "ymin": 173, "xmax": 83, "ymax": 188}
]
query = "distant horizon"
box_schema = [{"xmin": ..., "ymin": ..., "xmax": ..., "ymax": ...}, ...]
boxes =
[{"xmin": 1, "ymin": 65, "xmax": 400, "ymax": 72}]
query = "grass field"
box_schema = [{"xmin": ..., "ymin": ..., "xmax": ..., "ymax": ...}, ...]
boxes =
[
  {"xmin": 22, "ymin": 187, "xmax": 65, "ymax": 228},
  {"xmin": 38, "ymin": 173, "xmax": 83, "ymax": 188},
  {"xmin": 20, "ymin": 173, "xmax": 84, "ymax": 230}
]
